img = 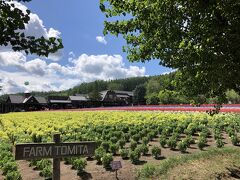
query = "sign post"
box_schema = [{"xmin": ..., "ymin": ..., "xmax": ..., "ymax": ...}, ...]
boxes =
[
  {"xmin": 15, "ymin": 133, "xmax": 96, "ymax": 180},
  {"xmin": 53, "ymin": 134, "xmax": 60, "ymax": 180},
  {"xmin": 110, "ymin": 161, "xmax": 122, "ymax": 179}
]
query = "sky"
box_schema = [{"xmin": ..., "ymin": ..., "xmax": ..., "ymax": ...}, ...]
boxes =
[{"xmin": 0, "ymin": 1, "xmax": 172, "ymax": 94}]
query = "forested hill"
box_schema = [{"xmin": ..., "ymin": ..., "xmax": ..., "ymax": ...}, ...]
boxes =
[
  {"xmin": 1, "ymin": 72, "xmax": 239, "ymax": 105},
  {"xmin": 27, "ymin": 75, "xmax": 155, "ymax": 97},
  {"xmin": 29, "ymin": 72, "xmax": 177, "ymax": 98},
  {"xmin": 0, "ymin": 73, "xmax": 173, "ymax": 102}
]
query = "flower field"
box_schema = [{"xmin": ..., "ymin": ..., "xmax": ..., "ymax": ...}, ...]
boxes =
[
  {"xmin": 0, "ymin": 111, "xmax": 240, "ymax": 179},
  {"xmin": 66, "ymin": 104, "xmax": 240, "ymax": 113}
]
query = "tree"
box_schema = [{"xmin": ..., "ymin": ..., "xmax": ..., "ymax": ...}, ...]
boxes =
[
  {"xmin": 88, "ymin": 81, "xmax": 102, "ymax": 101},
  {"xmin": 100, "ymin": 0, "xmax": 240, "ymax": 100},
  {"xmin": 146, "ymin": 93, "xmax": 159, "ymax": 105},
  {"xmin": 158, "ymin": 89, "xmax": 187, "ymax": 104},
  {"xmin": 0, "ymin": 0, "xmax": 63, "ymax": 56},
  {"xmin": 226, "ymin": 90, "xmax": 240, "ymax": 104},
  {"xmin": 107, "ymin": 82, "xmax": 123, "ymax": 91},
  {"xmin": 146, "ymin": 79, "xmax": 161, "ymax": 95},
  {"xmin": 133, "ymin": 84, "xmax": 146, "ymax": 105}
]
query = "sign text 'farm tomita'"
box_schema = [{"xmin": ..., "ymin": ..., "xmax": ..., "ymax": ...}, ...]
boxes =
[
  {"xmin": 15, "ymin": 134, "xmax": 96, "ymax": 180},
  {"xmin": 15, "ymin": 142, "xmax": 96, "ymax": 160}
]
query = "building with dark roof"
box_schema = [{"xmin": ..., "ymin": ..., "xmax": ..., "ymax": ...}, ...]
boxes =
[
  {"xmin": 6, "ymin": 95, "xmax": 24, "ymax": 104},
  {"xmin": 100, "ymin": 90, "xmax": 133, "ymax": 105},
  {"xmin": 48, "ymin": 96, "xmax": 72, "ymax": 109},
  {"xmin": 69, "ymin": 94, "xmax": 104, "ymax": 108},
  {"xmin": 1, "ymin": 89, "xmax": 134, "ymax": 113},
  {"xmin": 5, "ymin": 93, "xmax": 48, "ymax": 112}
]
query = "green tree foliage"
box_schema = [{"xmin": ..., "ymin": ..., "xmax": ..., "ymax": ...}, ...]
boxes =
[
  {"xmin": 107, "ymin": 82, "xmax": 124, "ymax": 91},
  {"xmin": 68, "ymin": 77, "xmax": 149, "ymax": 95},
  {"xmin": 0, "ymin": 0, "xmax": 63, "ymax": 56},
  {"xmin": 100, "ymin": 0, "xmax": 240, "ymax": 99},
  {"xmin": 133, "ymin": 84, "xmax": 146, "ymax": 105},
  {"xmin": 88, "ymin": 81, "xmax": 102, "ymax": 101},
  {"xmin": 146, "ymin": 79, "xmax": 161, "ymax": 95},
  {"xmin": 158, "ymin": 89, "xmax": 187, "ymax": 104},
  {"xmin": 145, "ymin": 73, "xmax": 178, "ymax": 104},
  {"xmin": 146, "ymin": 93, "xmax": 159, "ymax": 105},
  {"xmin": 226, "ymin": 90, "xmax": 240, "ymax": 104}
]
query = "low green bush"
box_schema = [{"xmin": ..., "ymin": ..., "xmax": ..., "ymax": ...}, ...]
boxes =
[
  {"xmin": 109, "ymin": 143, "xmax": 118, "ymax": 155},
  {"xmin": 129, "ymin": 150, "xmax": 141, "ymax": 164},
  {"xmin": 94, "ymin": 146, "xmax": 106, "ymax": 164},
  {"xmin": 2, "ymin": 162, "xmax": 18, "ymax": 175},
  {"xmin": 101, "ymin": 153, "xmax": 113, "ymax": 169},
  {"xmin": 147, "ymin": 132, "xmax": 155, "ymax": 141},
  {"xmin": 39, "ymin": 166, "xmax": 52, "ymax": 178},
  {"xmin": 5, "ymin": 171, "xmax": 22, "ymax": 180},
  {"xmin": 117, "ymin": 139, "xmax": 126, "ymax": 148},
  {"xmin": 101, "ymin": 141, "xmax": 110, "ymax": 152},
  {"xmin": 159, "ymin": 136, "xmax": 167, "ymax": 148},
  {"xmin": 36, "ymin": 159, "xmax": 51, "ymax": 170},
  {"xmin": 138, "ymin": 144, "xmax": 149, "ymax": 155},
  {"xmin": 216, "ymin": 138, "xmax": 224, "ymax": 148},
  {"xmin": 142, "ymin": 137, "xmax": 149, "ymax": 145},
  {"xmin": 130, "ymin": 140, "xmax": 137, "ymax": 150},
  {"xmin": 151, "ymin": 146, "xmax": 161, "ymax": 159},
  {"xmin": 72, "ymin": 158, "xmax": 87, "ymax": 174},
  {"xmin": 230, "ymin": 134, "xmax": 239, "ymax": 146},
  {"xmin": 183, "ymin": 135, "xmax": 194, "ymax": 147},
  {"xmin": 197, "ymin": 137, "xmax": 206, "ymax": 150},
  {"xmin": 132, "ymin": 134, "xmax": 141, "ymax": 142},
  {"xmin": 110, "ymin": 137, "xmax": 118, "ymax": 144},
  {"xmin": 119, "ymin": 149, "xmax": 129, "ymax": 159},
  {"xmin": 167, "ymin": 137, "xmax": 177, "ymax": 150},
  {"xmin": 123, "ymin": 133, "xmax": 131, "ymax": 142},
  {"xmin": 177, "ymin": 141, "xmax": 188, "ymax": 153}
]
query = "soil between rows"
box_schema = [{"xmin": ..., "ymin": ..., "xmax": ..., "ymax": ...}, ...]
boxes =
[{"xmin": 0, "ymin": 132, "xmax": 237, "ymax": 180}]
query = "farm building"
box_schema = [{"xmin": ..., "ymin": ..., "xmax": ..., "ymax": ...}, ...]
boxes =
[
  {"xmin": 100, "ymin": 90, "xmax": 133, "ymax": 105},
  {"xmin": 69, "ymin": 94, "xmax": 90, "ymax": 108},
  {"xmin": 4, "ymin": 92, "xmax": 47, "ymax": 112},
  {"xmin": 0, "ymin": 90, "xmax": 134, "ymax": 113},
  {"xmin": 48, "ymin": 96, "xmax": 72, "ymax": 109}
]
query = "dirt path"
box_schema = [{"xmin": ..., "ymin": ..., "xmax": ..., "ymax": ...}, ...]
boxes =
[
  {"xmin": 0, "ymin": 171, "xmax": 4, "ymax": 180},
  {"xmin": 15, "ymin": 132, "xmax": 237, "ymax": 180},
  {"xmin": 60, "ymin": 161, "xmax": 80, "ymax": 180},
  {"xmin": 17, "ymin": 160, "xmax": 43, "ymax": 180},
  {"xmin": 84, "ymin": 157, "xmax": 137, "ymax": 180}
]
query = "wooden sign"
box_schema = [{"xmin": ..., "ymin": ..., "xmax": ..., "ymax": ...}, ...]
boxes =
[
  {"xmin": 15, "ymin": 142, "xmax": 96, "ymax": 160},
  {"xmin": 110, "ymin": 161, "xmax": 122, "ymax": 170},
  {"xmin": 15, "ymin": 134, "xmax": 96, "ymax": 180}
]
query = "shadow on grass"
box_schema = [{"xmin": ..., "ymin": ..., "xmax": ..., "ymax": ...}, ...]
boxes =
[
  {"xmin": 155, "ymin": 156, "xmax": 166, "ymax": 160},
  {"xmin": 226, "ymin": 166, "xmax": 240, "ymax": 178},
  {"xmin": 180, "ymin": 151, "xmax": 190, "ymax": 154}
]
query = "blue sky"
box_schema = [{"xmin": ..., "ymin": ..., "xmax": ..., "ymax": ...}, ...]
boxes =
[{"xmin": 0, "ymin": 1, "xmax": 171, "ymax": 94}]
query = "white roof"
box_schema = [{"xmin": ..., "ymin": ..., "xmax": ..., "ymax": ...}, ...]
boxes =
[{"xmin": 69, "ymin": 96, "xmax": 88, "ymax": 101}]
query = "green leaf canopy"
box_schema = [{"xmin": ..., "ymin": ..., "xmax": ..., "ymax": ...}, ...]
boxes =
[{"xmin": 100, "ymin": 0, "xmax": 240, "ymax": 98}]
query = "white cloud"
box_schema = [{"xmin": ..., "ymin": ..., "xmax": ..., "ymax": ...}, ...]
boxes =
[
  {"xmin": 0, "ymin": 52, "xmax": 146, "ymax": 94},
  {"xmin": 161, "ymin": 69, "xmax": 176, "ymax": 75},
  {"xmin": 0, "ymin": 51, "xmax": 26, "ymax": 67},
  {"xmin": 96, "ymin": 36, "xmax": 107, "ymax": 45},
  {"xmin": 0, "ymin": 2, "xmax": 146, "ymax": 94},
  {"xmin": 4, "ymin": 1, "xmax": 63, "ymax": 61}
]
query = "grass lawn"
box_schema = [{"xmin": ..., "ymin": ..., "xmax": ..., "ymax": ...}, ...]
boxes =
[{"xmin": 138, "ymin": 147, "xmax": 240, "ymax": 179}]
